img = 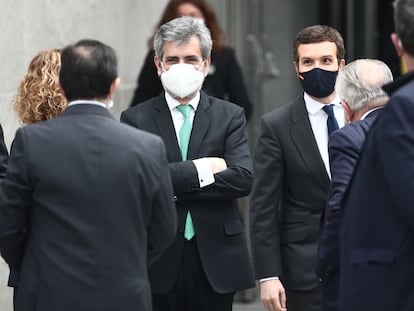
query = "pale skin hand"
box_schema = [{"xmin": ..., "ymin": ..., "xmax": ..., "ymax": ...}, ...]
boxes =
[
  {"xmin": 260, "ymin": 279, "xmax": 287, "ymax": 311},
  {"xmin": 206, "ymin": 157, "xmax": 227, "ymax": 174}
]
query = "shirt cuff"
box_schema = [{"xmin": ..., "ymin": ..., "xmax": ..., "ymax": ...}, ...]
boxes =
[
  {"xmin": 260, "ymin": 276, "xmax": 279, "ymax": 282},
  {"xmin": 193, "ymin": 158, "xmax": 215, "ymax": 188}
]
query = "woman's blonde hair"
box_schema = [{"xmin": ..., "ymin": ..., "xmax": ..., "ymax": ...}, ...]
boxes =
[{"xmin": 13, "ymin": 48, "xmax": 67, "ymax": 125}]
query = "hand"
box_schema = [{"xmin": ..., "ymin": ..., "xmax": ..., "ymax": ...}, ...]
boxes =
[
  {"xmin": 260, "ymin": 279, "xmax": 287, "ymax": 311},
  {"xmin": 206, "ymin": 157, "xmax": 227, "ymax": 174}
]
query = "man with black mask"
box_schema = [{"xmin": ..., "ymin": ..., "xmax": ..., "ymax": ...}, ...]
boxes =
[{"xmin": 250, "ymin": 25, "xmax": 345, "ymax": 311}]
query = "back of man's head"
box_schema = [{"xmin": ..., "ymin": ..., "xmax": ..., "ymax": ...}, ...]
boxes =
[
  {"xmin": 335, "ymin": 59, "xmax": 393, "ymax": 112},
  {"xmin": 394, "ymin": 0, "xmax": 414, "ymax": 56},
  {"xmin": 60, "ymin": 39, "xmax": 118, "ymax": 102}
]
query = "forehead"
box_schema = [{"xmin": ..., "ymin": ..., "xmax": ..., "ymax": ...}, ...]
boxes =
[
  {"xmin": 162, "ymin": 36, "xmax": 202, "ymax": 59},
  {"xmin": 297, "ymin": 41, "xmax": 338, "ymax": 59}
]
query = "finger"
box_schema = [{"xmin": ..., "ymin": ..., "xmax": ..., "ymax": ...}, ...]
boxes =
[
  {"xmin": 262, "ymin": 299, "xmax": 276, "ymax": 311},
  {"xmin": 280, "ymin": 290, "xmax": 287, "ymax": 309}
]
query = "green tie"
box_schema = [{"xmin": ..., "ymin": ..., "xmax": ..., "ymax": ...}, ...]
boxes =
[{"xmin": 176, "ymin": 105, "xmax": 195, "ymax": 240}]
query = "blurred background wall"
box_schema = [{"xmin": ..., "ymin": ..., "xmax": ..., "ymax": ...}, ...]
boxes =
[{"xmin": 0, "ymin": 0, "xmax": 398, "ymax": 309}]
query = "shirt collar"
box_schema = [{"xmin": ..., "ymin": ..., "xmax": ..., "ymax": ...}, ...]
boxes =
[
  {"xmin": 360, "ymin": 106, "xmax": 384, "ymax": 120},
  {"xmin": 164, "ymin": 91, "xmax": 200, "ymax": 112},
  {"xmin": 304, "ymin": 93, "xmax": 342, "ymax": 115},
  {"xmin": 68, "ymin": 100, "xmax": 107, "ymax": 108}
]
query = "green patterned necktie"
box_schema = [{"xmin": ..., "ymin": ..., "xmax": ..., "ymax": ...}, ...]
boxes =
[{"xmin": 176, "ymin": 105, "xmax": 195, "ymax": 240}]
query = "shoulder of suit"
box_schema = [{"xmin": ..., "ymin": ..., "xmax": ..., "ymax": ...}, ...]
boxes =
[
  {"xmin": 262, "ymin": 96, "xmax": 303, "ymax": 123},
  {"xmin": 330, "ymin": 120, "xmax": 371, "ymax": 144},
  {"xmin": 202, "ymin": 92, "xmax": 241, "ymax": 112},
  {"xmin": 123, "ymin": 96, "xmax": 161, "ymax": 115}
]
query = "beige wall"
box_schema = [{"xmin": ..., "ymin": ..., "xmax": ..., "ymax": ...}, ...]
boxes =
[{"xmin": 0, "ymin": 1, "xmax": 167, "ymax": 309}]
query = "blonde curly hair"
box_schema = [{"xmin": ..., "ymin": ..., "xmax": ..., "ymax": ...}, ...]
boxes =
[{"xmin": 13, "ymin": 49, "xmax": 67, "ymax": 125}]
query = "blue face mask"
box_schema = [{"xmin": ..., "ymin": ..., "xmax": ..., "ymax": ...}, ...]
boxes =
[{"xmin": 298, "ymin": 68, "xmax": 338, "ymax": 98}]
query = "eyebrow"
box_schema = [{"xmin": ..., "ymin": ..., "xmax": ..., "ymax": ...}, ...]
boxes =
[{"xmin": 164, "ymin": 55, "xmax": 200, "ymax": 61}]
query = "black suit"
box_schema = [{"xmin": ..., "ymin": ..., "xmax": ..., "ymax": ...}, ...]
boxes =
[
  {"xmin": 121, "ymin": 92, "xmax": 255, "ymax": 310},
  {"xmin": 250, "ymin": 96, "xmax": 332, "ymax": 310},
  {"xmin": 0, "ymin": 104, "xmax": 177, "ymax": 311},
  {"xmin": 317, "ymin": 109, "xmax": 381, "ymax": 310},
  {"xmin": 130, "ymin": 48, "xmax": 252, "ymax": 121},
  {"xmin": 0, "ymin": 124, "xmax": 8, "ymax": 178}
]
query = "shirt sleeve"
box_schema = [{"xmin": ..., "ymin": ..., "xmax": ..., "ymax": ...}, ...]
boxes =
[{"xmin": 192, "ymin": 158, "xmax": 215, "ymax": 187}]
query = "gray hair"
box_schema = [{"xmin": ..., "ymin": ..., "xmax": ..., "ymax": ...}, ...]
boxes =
[
  {"xmin": 394, "ymin": 0, "xmax": 414, "ymax": 55},
  {"xmin": 335, "ymin": 59, "xmax": 393, "ymax": 112},
  {"xmin": 153, "ymin": 16, "xmax": 212, "ymax": 61}
]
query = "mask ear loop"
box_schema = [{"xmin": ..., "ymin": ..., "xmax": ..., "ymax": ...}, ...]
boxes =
[{"xmin": 160, "ymin": 62, "xmax": 167, "ymax": 73}]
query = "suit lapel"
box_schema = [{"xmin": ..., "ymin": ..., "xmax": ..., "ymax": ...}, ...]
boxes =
[
  {"xmin": 187, "ymin": 92, "xmax": 211, "ymax": 159},
  {"xmin": 153, "ymin": 97, "xmax": 182, "ymax": 162},
  {"xmin": 290, "ymin": 98, "xmax": 330, "ymax": 190}
]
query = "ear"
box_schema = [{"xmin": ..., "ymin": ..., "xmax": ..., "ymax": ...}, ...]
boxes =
[
  {"xmin": 203, "ymin": 56, "xmax": 211, "ymax": 76},
  {"xmin": 294, "ymin": 62, "xmax": 301, "ymax": 78},
  {"xmin": 342, "ymin": 100, "xmax": 353, "ymax": 123},
  {"xmin": 109, "ymin": 77, "xmax": 121, "ymax": 99},
  {"xmin": 154, "ymin": 55, "xmax": 162, "ymax": 76},
  {"xmin": 338, "ymin": 58, "xmax": 346, "ymax": 70},
  {"xmin": 391, "ymin": 33, "xmax": 404, "ymax": 57}
]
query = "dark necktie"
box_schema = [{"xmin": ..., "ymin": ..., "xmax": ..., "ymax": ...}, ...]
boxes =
[
  {"xmin": 322, "ymin": 104, "xmax": 339, "ymax": 136},
  {"xmin": 176, "ymin": 105, "xmax": 195, "ymax": 240}
]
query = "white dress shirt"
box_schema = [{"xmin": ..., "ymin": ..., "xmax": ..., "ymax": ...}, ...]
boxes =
[{"xmin": 304, "ymin": 93, "xmax": 345, "ymax": 178}]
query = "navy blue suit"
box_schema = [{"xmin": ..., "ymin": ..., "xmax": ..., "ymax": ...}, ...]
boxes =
[
  {"xmin": 340, "ymin": 72, "xmax": 414, "ymax": 310},
  {"xmin": 316, "ymin": 109, "xmax": 381, "ymax": 311}
]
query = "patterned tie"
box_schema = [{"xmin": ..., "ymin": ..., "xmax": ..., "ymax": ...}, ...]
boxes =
[
  {"xmin": 322, "ymin": 104, "xmax": 339, "ymax": 136},
  {"xmin": 176, "ymin": 105, "xmax": 195, "ymax": 240}
]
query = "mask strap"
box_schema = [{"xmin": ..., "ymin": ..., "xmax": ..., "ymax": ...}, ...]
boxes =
[{"xmin": 160, "ymin": 62, "xmax": 167, "ymax": 73}]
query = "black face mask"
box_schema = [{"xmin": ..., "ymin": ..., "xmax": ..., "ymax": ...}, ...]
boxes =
[{"xmin": 298, "ymin": 67, "xmax": 338, "ymax": 98}]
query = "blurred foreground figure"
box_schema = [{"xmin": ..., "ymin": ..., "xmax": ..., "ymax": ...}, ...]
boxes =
[{"xmin": 0, "ymin": 39, "xmax": 177, "ymax": 311}]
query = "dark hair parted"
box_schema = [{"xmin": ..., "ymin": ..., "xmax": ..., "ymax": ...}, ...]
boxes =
[
  {"xmin": 293, "ymin": 25, "xmax": 346, "ymax": 63},
  {"xmin": 152, "ymin": 0, "xmax": 225, "ymax": 52},
  {"xmin": 59, "ymin": 39, "xmax": 118, "ymax": 101},
  {"xmin": 394, "ymin": 0, "xmax": 414, "ymax": 56}
]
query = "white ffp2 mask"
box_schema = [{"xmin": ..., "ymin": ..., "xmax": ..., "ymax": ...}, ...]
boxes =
[{"xmin": 160, "ymin": 63, "xmax": 205, "ymax": 99}]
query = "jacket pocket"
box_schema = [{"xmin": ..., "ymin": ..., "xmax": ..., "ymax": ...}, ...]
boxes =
[
  {"xmin": 224, "ymin": 220, "xmax": 244, "ymax": 236},
  {"xmin": 350, "ymin": 248, "xmax": 396, "ymax": 265},
  {"xmin": 280, "ymin": 224, "xmax": 309, "ymax": 244},
  {"xmin": 283, "ymin": 211, "xmax": 311, "ymax": 224}
]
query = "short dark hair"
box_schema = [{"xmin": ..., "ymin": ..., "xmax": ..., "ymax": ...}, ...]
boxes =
[
  {"xmin": 394, "ymin": 0, "xmax": 414, "ymax": 56},
  {"xmin": 293, "ymin": 25, "xmax": 345, "ymax": 64},
  {"xmin": 59, "ymin": 39, "xmax": 118, "ymax": 101}
]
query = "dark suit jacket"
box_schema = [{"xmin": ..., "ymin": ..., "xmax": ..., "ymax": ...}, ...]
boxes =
[
  {"xmin": 316, "ymin": 109, "xmax": 381, "ymax": 309},
  {"xmin": 250, "ymin": 96, "xmax": 330, "ymax": 291},
  {"xmin": 121, "ymin": 92, "xmax": 255, "ymax": 294},
  {"xmin": 0, "ymin": 104, "xmax": 177, "ymax": 311},
  {"xmin": 340, "ymin": 72, "xmax": 414, "ymax": 310},
  {"xmin": 129, "ymin": 48, "xmax": 252, "ymax": 121},
  {"xmin": 0, "ymin": 124, "xmax": 8, "ymax": 178}
]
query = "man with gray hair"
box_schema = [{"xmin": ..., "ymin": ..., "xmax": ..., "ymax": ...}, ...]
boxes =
[
  {"xmin": 121, "ymin": 16, "xmax": 255, "ymax": 311},
  {"xmin": 316, "ymin": 59, "xmax": 393, "ymax": 311}
]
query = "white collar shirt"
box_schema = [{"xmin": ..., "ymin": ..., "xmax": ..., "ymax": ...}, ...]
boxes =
[
  {"xmin": 304, "ymin": 93, "xmax": 345, "ymax": 178},
  {"xmin": 165, "ymin": 91, "xmax": 200, "ymax": 144}
]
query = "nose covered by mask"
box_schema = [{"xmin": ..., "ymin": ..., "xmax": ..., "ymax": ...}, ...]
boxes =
[
  {"xmin": 299, "ymin": 67, "xmax": 338, "ymax": 98},
  {"xmin": 160, "ymin": 63, "xmax": 205, "ymax": 99}
]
